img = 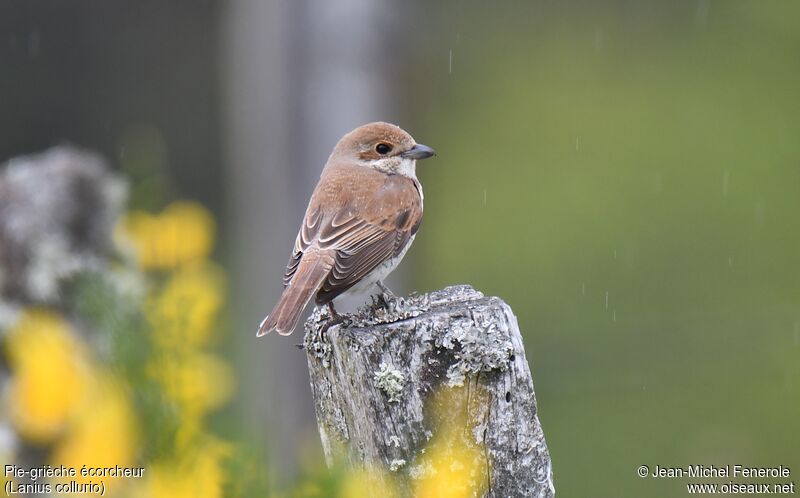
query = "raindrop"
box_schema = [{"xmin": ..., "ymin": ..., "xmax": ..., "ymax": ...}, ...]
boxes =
[
  {"xmin": 754, "ymin": 200, "xmax": 766, "ymax": 225},
  {"xmin": 604, "ymin": 291, "xmax": 609, "ymax": 310},
  {"xmin": 28, "ymin": 29, "xmax": 40, "ymax": 56},
  {"xmin": 728, "ymin": 255, "xmax": 733, "ymax": 266},
  {"xmin": 581, "ymin": 282, "xmax": 586, "ymax": 296},
  {"xmin": 653, "ymin": 171, "xmax": 662, "ymax": 194},
  {"xmin": 612, "ymin": 309, "xmax": 616, "ymax": 322},
  {"xmin": 694, "ymin": 0, "xmax": 711, "ymax": 26},
  {"xmin": 448, "ymin": 49, "xmax": 453, "ymax": 74},
  {"xmin": 722, "ymin": 171, "xmax": 730, "ymax": 196},
  {"xmin": 794, "ymin": 322, "xmax": 799, "ymax": 346},
  {"xmin": 575, "ymin": 137, "xmax": 580, "ymax": 151},
  {"xmin": 482, "ymin": 189, "xmax": 487, "ymax": 205},
  {"xmin": 593, "ymin": 28, "xmax": 604, "ymax": 50}
]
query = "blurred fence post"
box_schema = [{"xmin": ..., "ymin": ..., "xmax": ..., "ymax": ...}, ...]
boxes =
[
  {"xmin": 304, "ymin": 285, "xmax": 554, "ymax": 497},
  {"xmin": 222, "ymin": 0, "xmax": 399, "ymax": 481}
]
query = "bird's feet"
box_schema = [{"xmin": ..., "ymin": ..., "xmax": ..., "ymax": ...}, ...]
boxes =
[
  {"xmin": 376, "ymin": 280, "xmax": 399, "ymax": 310},
  {"xmin": 318, "ymin": 302, "xmax": 345, "ymax": 340}
]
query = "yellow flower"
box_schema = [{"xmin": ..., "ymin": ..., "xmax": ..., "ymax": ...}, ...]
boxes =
[
  {"xmin": 51, "ymin": 379, "xmax": 138, "ymax": 491},
  {"xmin": 147, "ymin": 262, "xmax": 225, "ymax": 348},
  {"xmin": 413, "ymin": 387, "xmax": 488, "ymax": 498},
  {"xmin": 4, "ymin": 310, "xmax": 89, "ymax": 443},
  {"xmin": 339, "ymin": 467, "xmax": 397, "ymax": 498},
  {"xmin": 118, "ymin": 201, "xmax": 215, "ymax": 270},
  {"xmin": 137, "ymin": 438, "xmax": 231, "ymax": 498},
  {"xmin": 412, "ymin": 437, "xmax": 486, "ymax": 498},
  {"xmin": 150, "ymin": 351, "xmax": 235, "ymax": 419}
]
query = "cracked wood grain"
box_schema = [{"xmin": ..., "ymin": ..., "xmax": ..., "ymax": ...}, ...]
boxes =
[{"xmin": 304, "ymin": 285, "xmax": 554, "ymax": 497}]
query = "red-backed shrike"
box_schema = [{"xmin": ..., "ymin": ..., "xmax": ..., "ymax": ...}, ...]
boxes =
[{"xmin": 257, "ymin": 122, "xmax": 435, "ymax": 336}]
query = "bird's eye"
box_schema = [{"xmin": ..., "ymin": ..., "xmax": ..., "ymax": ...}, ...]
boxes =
[{"xmin": 375, "ymin": 143, "xmax": 392, "ymax": 155}]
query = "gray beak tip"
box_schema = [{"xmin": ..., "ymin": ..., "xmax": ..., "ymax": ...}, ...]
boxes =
[{"xmin": 402, "ymin": 143, "xmax": 436, "ymax": 160}]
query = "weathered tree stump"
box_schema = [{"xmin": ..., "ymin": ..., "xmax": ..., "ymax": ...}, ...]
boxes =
[{"xmin": 304, "ymin": 285, "xmax": 554, "ymax": 497}]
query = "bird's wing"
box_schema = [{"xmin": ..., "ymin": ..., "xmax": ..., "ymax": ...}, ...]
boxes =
[
  {"xmin": 282, "ymin": 205, "xmax": 321, "ymax": 287},
  {"xmin": 281, "ymin": 175, "xmax": 422, "ymax": 303}
]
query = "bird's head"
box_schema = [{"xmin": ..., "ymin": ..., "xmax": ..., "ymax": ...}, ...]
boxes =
[{"xmin": 330, "ymin": 122, "xmax": 435, "ymax": 178}]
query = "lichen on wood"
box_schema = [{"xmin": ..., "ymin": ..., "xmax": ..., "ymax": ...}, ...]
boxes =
[{"xmin": 304, "ymin": 285, "xmax": 554, "ymax": 497}]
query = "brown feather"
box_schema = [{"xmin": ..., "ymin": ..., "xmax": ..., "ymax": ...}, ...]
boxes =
[
  {"xmin": 258, "ymin": 251, "xmax": 334, "ymax": 336},
  {"xmin": 304, "ymin": 164, "xmax": 422, "ymax": 305}
]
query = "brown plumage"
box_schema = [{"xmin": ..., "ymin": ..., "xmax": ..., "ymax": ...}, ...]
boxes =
[{"xmin": 257, "ymin": 122, "xmax": 435, "ymax": 336}]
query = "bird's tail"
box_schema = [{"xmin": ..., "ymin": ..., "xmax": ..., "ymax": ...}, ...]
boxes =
[{"xmin": 257, "ymin": 252, "xmax": 333, "ymax": 337}]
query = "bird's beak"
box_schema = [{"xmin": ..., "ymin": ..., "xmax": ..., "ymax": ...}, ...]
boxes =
[{"xmin": 401, "ymin": 143, "xmax": 436, "ymax": 160}]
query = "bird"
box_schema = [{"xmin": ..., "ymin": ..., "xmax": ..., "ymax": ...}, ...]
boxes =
[{"xmin": 257, "ymin": 122, "xmax": 436, "ymax": 336}]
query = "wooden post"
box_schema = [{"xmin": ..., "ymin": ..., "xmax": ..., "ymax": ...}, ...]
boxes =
[{"xmin": 304, "ymin": 285, "xmax": 554, "ymax": 497}]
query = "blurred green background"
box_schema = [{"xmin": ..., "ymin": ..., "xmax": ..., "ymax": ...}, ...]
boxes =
[
  {"xmin": 2, "ymin": 1, "xmax": 799, "ymax": 496},
  {"xmin": 414, "ymin": 2, "xmax": 800, "ymax": 496}
]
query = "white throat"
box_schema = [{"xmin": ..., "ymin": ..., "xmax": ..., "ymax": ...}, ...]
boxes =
[{"xmin": 367, "ymin": 157, "xmax": 418, "ymax": 179}]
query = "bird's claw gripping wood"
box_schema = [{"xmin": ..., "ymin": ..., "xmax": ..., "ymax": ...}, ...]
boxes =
[
  {"xmin": 318, "ymin": 302, "xmax": 345, "ymax": 340},
  {"xmin": 376, "ymin": 280, "xmax": 398, "ymax": 310}
]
